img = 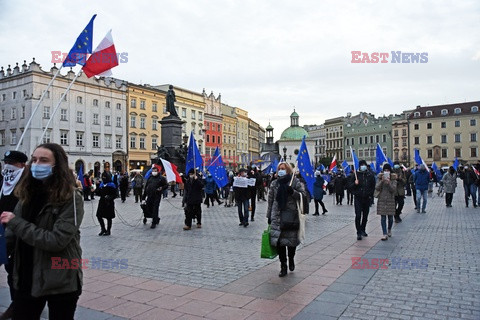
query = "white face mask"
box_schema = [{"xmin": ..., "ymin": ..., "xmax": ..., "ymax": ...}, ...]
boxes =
[
  {"xmin": 152, "ymin": 171, "xmax": 158, "ymax": 176},
  {"xmin": 278, "ymin": 169, "xmax": 287, "ymax": 177}
]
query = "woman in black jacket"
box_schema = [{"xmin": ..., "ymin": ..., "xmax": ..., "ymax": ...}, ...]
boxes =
[
  {"xmin": 143, "ymin": 166, "xmax": 168, "ymax": 228},
  {"xmin": 96, "ymin": 173, "xmax": 117, "ymax": 236}
]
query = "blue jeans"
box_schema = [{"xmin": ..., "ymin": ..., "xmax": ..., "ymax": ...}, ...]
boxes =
[
  {"xmin": 381, "ymin": 215, "xmax": 393, "ymax": 235},
  {"xmin": 416, "ymin": 189, "xmax": 428, "ymax": 211},
  {"xmin": 465, "ymin": 184, "xmax": 478, "ymax": 207},
  {"xmin": 237, "ymin": 199, "xmax": 249, "ymax": 224}
]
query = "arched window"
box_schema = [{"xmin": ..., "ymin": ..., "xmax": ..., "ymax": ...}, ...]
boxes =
[
  {"xmin": 441, "ymin": 109, "xmax": 448, "ymax": 116},
  {"xmin": 454, "ymin": 108, "xmax": 461, "ymax": 114}
]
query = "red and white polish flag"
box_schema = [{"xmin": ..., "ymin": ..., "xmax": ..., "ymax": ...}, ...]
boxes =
[{"xmin": 82, "ymin": 30, "xmax": 119, "ymax": 78}]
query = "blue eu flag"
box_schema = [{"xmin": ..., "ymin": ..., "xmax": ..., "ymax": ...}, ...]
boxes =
[
  {"xmin": 63, "ymin": 14, "xmax": 96, "ymax": 67},
  {"xmin": 376, "ymin": 143, "xmax": 387, "ymax": 174},
  {"xmin": 209, "ymin": 147, "xmax": 228, "ymax": 188},
  {"xmin": 453, "ymin": 157, "xmax": 459, "ymax": 170},
  {"xmin": 414, "ymin": 149, "xmax": 423, "ymax": 166},
  {"xmin": 297, "ymin": 136, "xmax": 314, "ymax": 195},
  {"xmin": 185, "ymin": 131, "xmax": 203, "ymax": 174},
  {"xmin": 342, "ymin": 160, "xmax": 351, "ymax": 176}
]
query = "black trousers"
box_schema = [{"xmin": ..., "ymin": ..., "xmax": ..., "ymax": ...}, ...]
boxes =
[
  {"xmin": 445, "ymin": 193, "xmax": 453, "ymax": 206},
  {"xmin": 277, "ymin": 245, "xmax": 297, "ymax": 264},
  {"xmin": 13, "ymin": 291, "xmax": 80, "ymax": 320},
  {"xmin": 411, "ymin": 186, "xmax": 417, "ymax": 207},
  {"xmin": 250, "ymin": 191, "xmax": 257, "ymax": 218},
  {"xmin": 346, "ymin": 190, "xmax": 353, "ymax": 204},
  {"xmin": 134, "ymin": 188, "xmax": 143, "ymax": 202},
  {"xmin": 395, "ymin": 196, "xmax": 405, "ymax": 215},
  {"xmin": 120, "ymin": 187, "xmax": 128, "ymax": 202},
  {"xmin": 354, "ymin": 196, "xmax": 370, "ymax": 234},
  {"xmin": 314, "ymin": 199, "xmax": 327, "ymax": 213},
  {"xmin": 336, "ymin": 191, "xmax": 344, "ymax": 204},
  {"xmin": 184, "ymin": 204, "xmax": 201, "ymax": 227},
  {"xmin": 97, "ymin": 217, "xmax": 112, "ymax": 232},
  {"xmin": 146, "ymin": 194, "xmax": 161, "ymax": 223}
]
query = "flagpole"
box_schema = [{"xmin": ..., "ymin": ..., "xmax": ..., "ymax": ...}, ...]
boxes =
[
  {"xmin": 16, "ymin": 66, "xmax": 63, "ymax": 150},
  {"xmin": 39, "ymin": 71, "xmax": 82, "ymax": 143}
]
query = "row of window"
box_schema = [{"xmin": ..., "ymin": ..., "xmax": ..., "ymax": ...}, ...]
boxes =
[
  {"xmin": 346, "ymin": 134, "xmax": 388, "ymax": 146},
  {"xmin": 346, "ymin": 148, "xmax": 387, "ymax": 159},
  {"xmin": 129, "ymin": 115, "xmax": 158, "ymax": 130},
  {"xmin": 393, "ymin": 129, "xmax": 408, "ymax": 137},
  {"xmin": 413, "ymin": 106, "xmax": 478, "ymax": 118},
  {"xmin": 413, "ymin": 119, "xmax": 477, "ymax": 130},
  {"xmin": 205, "ymin": 122, "xmax": 222, "ymax": 132},
  {"xmin": 414, "ymin": 133, "xmax": 477, "ymax": 144},
  {"xmin": 179, "ymin": 108, "xmax": 203, "ymax": 121}
]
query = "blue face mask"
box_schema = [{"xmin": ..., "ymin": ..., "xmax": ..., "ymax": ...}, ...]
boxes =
[
  {"xmin": 360, "ymin": 165, "xmax": 367, "ymax": 172},
  {"xmin": 278, "ymin": 169, "xmax": 287, "ymax": 177},
  {"xmin": 394, "ymin": 165, "xmax": 400, "ymax": 169},
  {"xmin": 31, "ymin": 164, "xmax": 53, "ymax": 180}
]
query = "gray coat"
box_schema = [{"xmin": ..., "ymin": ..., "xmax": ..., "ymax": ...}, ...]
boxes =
[
  {"xmin": 267, "ymin": 176, "xmax": 305, "ymax": 247},
  {"xmin": 441, "ymin": 172, "xmax": 457, "ymax": 193},
  {"xmin": 393, "ymin": 168, "xmax": 406, "ymax": 197},
  {"xmin": 376, "ymin": 172, "xmax": 397, "ymax": 216}
]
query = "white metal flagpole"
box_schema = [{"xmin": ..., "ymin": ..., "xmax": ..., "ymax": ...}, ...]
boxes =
[
  {"xmin": 39, "ymin": 70, "xmax": 82, "ymax": 143},
  {"xmin": 16, "ymin": 65, "xmax": 63, "ymax": 150}
]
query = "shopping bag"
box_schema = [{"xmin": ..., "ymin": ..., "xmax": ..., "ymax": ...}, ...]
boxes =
[
  {"xmin": 260, "ymin": 226, "xmax": 278, "ymax": 259},
  {"xmin": 297, "ymin": 194, "xmax": 306, "ymax": 244}
]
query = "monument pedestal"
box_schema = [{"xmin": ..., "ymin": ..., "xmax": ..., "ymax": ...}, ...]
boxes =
[{"xmin": 158, "ymin": 116, "xmax": 186, "ymax": 172}]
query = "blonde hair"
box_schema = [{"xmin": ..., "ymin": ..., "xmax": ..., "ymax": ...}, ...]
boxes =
[{"xmin": 277, "ymin": 161, "xmax": 293, "ymax": 174}]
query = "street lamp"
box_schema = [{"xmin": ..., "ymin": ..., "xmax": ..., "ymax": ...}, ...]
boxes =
[{"xmin": 283, "ymin": 146, "xmax": 287, "ymax": 161}]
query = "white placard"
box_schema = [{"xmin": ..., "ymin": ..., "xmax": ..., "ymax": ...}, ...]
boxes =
[
  {"xmin": 247, "ymin": 178, "xmax": 256, "ymax": 186},
  {"xmin": 233, "ymin": 177, "xmax": 248, "ymax": 188}
]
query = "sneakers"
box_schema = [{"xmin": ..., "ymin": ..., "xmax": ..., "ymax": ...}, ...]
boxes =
[
  {"xmin": 417, "ymin": 209, "xmax": 420, "ymax": 213},
  {"xmin": 196, "ymin": 223, "xmax": 202, "ymax": 228},
  {"xmin": 357, "ymin": 234, "xmax": 362, "ymax": 240},
  {"xmin": 421, "ymin": 210, "xmax": 426, "ymax": 213},
  {"xmin": 312, "ymin": 212, "xmax": 320, "ymax": 216},
  {"xmin": 183, "ymin": 225, "xmax": 191, "ymax": 230},
  {"xmin": 387, "ymin": 229, "xmax": 392, "ymax": 237},
  {"xmin": 381, "ymin": 235, "xmax": 388, "ymax": 241},
  {"xmin": 361, "ymin": 231, "xmax": 368, "ymax": 237}
]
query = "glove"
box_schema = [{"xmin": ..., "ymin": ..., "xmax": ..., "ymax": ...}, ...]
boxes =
[
  {"xmin": 267, "ymin": 218, "xmax": 271, "ymax": 225},
  {"xmin": 287, "ymin": 186, "xmax": 294, "ymax": 195}
]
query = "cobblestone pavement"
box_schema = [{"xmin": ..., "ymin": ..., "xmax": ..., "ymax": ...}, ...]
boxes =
[{"xmin": 1, "ymin": 187, "xmax": 479, "ymax": 319}]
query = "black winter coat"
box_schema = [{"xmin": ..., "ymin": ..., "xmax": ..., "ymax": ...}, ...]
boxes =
[
  {"xmin": 184, "ymin": 178, "xmax": 204, "ymax": 205},
  {"xmin": 347, "ymin": 170, "xmax": 375, "ymax": 199},
  {"xmin": 96, "ymin": 185, "xmax": 117, "ymax": 219},
  {"xmin": 143, "ymin": 175, "xmax": 168, "ymax": 200}
]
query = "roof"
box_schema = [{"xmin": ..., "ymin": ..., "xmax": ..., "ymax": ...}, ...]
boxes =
[
  {"xmin": 280, "ymin": 126, "xmax": 308, "ymax": 140},
  {"xmin": 290, "ymin": 110, "xmax": 299, "ymax": 117},
  {"xmin": 408, "ymin": 101, "xmax": 479, "ymax": 120},
  {"xmin": 266, "ymin": 123, "xmax": 273, "ymax": 130}
]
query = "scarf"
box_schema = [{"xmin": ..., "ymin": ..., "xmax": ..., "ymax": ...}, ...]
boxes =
[{"xmin": 276, "ymin": 174, "xmax": 291, "ymax": 211}]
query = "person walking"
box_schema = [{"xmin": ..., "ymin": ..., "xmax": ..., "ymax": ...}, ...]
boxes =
[
  {"xmin": 96, "ymin": 172, "xmax": 117, "ymax": 236},
  {"xmin": 119, "ymin": 171, "xmax": 129, "ymax": 203},
  {"xmin": 392, "ymin": 161, "xmax": 406, "ymax": 223},
  {"xmin": 409, "ymin": 167, "xmax": 418, "ymax": 209},
  {"xmin": 413, "ymin": 164, "xmax": 430, "ymax": 213},
  {"xmin": 334, "ymin": 172, "xmax": 346, "ymax": 205},
  {"xmin": 267, "ymin": 162, "xmax": 306, "ymax": 277},
  {"xmin": 234, "ymin": 168, "xmax": 250, "ymax": 227},
  {"xmin": 143, "ymin": 165, "xmax": 168, "ymax": 228},
  {"xmin": 347, "ymin": 160, "xmax": 376, "ymax": 240},
  {"xmin": 204, "ymin": 171, "xmax": 221, "ymax": 207},
  {"xmin": 1, "ymin": 143, "xmax": 84, "ymax": 319},
  {"xmin": 133, "ymin": 172, "xmax": 144, "ymax": 203},
  {"xmin": 458, "ymin": 165, "xmax": 478, "ymax": 208},
  {"xmin": 248, "ymin": 165, "xmax": 261, "ymax": 221},
  {"xmin": 442, "ymin": 166, "xmax": 457, "ymax": 207},
  {"xmin": 376, "ymin": 164, "xmax": 397, "ymax": 240},
  {"xmin": 346, "ymin": 171, "xmax": 354, "ymax": 205},
  {"xmin": 82, "ymin": 172, "xmax": 92, "ymax": 201},
  {"xmin": 312, "ymin": 170, "xmax": 328, "ymax": 215},
  {"xmin": 183, "ymin": 169, "xmax": 204, "ymax": 230},
  {"xmin": 0, "ymin": 150, "xmax": 28, "ymax": 320}
]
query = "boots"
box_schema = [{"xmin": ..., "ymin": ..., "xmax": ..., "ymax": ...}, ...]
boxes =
[
  {"xmin": 104, "ymin": 219, "xmax": 112, "ymax": 236},
  {"xmin": 289, "ymin": 256, "xmax": 295, "ymax": 271},
  {"xmin": 279, "ymin": 263, "xmax": 287, "ymax": 277},
  {"xmin": 98, "ymin": 218, "xmax": 106, "ymax": 236}
]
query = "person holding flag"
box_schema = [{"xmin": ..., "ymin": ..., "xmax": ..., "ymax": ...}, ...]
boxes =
[
  {"xmin": 142, "ymin": 165, "xmax": 168, "ymax": 228},
  {"xmin": 347, "ymin": 159, "xmax": 376, "ymax": 240},
  {"xmin": 183, "ymin": 169, "xmax": 204, "ymax": 230}
]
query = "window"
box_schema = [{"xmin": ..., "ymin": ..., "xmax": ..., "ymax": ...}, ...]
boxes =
[
  {"xmin": 58, "ymin": 109, "xmax": 66, "ymax": 121},
  {"xmin": 394, "ymin": 139, "xmax": 399, "ymax": 148},
  {"xmin": 382, "ymin": 134, "xmax": 387, "ymax": 143},
  {"xmin": 471, "ymin": 133, "xmax": 477, "ymax": 142},
  {"xmin": 470, "ymin": 119, "xmax": 476, "ymax": 126},
  {"xmin": 471, "ymin": 106, "xmax": 478, "ymax": 112},
  {"xmin": 92, "ymin": 134, "xmax": 99, "ymax": 148},
  {"xmin": 105, "ymin": 135, "xmax": 111, "ymax": 148},
  {"xmin": 11, "ymin": 108, "xmax": 16, "ymax": 120},
  {"xmin": 43, "ymin": 90, "xmax": 50, "ymax": 99},
  {"xmin": 427, "ymin": 149, "xmax": 433, "ymax": 158},
  {"xmin": 414, "ymin": 124, "xmax": 419, "ymax": 130},
  {"xmin": 454, "ymin": 108, "xmax": 461, "ymax": 114},
  {"xmin": 182, "ymin": 108, "xmax": 186, "ymax": 118},
  {"xmin": 1, "ymin": 94, "xmax": 5, "ymax": 101},
  {"xmin": 21, "ymin": 106, "xmax": 25, "ymax": 119},
  {"xmin": 375, "ymin": 135, "xmax": 379, "ymax": 143},
  {"xmin": 93, "ymin": 99, "xmax": 98, "ymax": 106},
  {"xmin": 163, "ymin": 106, "xmax": 167, "ymax": 114},
  {"xmin": 441, "ymin": 148, "xmax": 447, "ymax": 158},
  {"xmin": 346, "ymin": 138, "xmax": 349, "ymax": 146},
  {"xmin": 139, "ymin": 137, "xmax": 145, "ymax": 149},
  {"xmin": 370, "ymin": 136, "xmax": 373, "ymax": 144},
  {"xmin": 60, "ymin": 131, "xmax": 68, "ymax": 145},
  {"xmin": 12, "ymin": 92, "xmax": 16, "ymax": 99},
  {"xmin": 152, "ymin": 137, "xmax": 157, "ymax": 150},
  {"xmin": 76, "ymin": 132, "xmax": 84, "ymax": 146},
  {"xmin": 140, "ymin": 100, "xmax": 145, "ymax": 110},
  {"xmin": 93, "ymin": 113, "xmax": 99, "ymax": 125},
  {"xmin": 441, "ymin": 135, "xmax": 447, "ymax": 143},
  {"xmin": 10, "ymin": 130, "xmax": 16, "ymax": 145},
  {"xmin": 414, "ymin": 112, "xmax": 420, "ymax": 117},
  {"xmin": 130, "ymin": 135, "xmax": 136, "ymax": 148},
  {"xmin": 427, "ymin": 136, "xmax": 432, "ymax": 144},
  {"xmin": 402, "ymin": 137, "xmax": 407, "ymax": 147},
  {"xmin": 359, "ymin": 137, "xmax": 362, "ymax": 144},
  {"xmin": 130, "ymin": 98, "xmax": 136, "ymax": 108},
  {"xmin": 441, "ymin": 122, "xmax": 446, "ymax": 128},
  {"xmin": 105, "ymin": 101, "xmax": 110, "ymax": 108},
  {"xmin": 427, "ymin": 123, "xmax": 432, "ymax": 129},
  {"xmin": 414, "ymin": 137, "xmax": 419, "ymax": 145},
  {"xmin": 455, "ymin": 148, "xmax": 461, "ymax": 157},
  {"xmin": 441, "ymin": 109, "xmax": 448, "ymax": 116},
  {"xmin": 152, "ymin": 102, "xmax": 157, "ymax": 112},
  {"xmin": 138, "ymin": 116, "xmax": 145, "ymax": 129},
  {"xmin": 455, "ymin": 134, "xmax": 461, "ymax": 143},
  {"xmin": 76, "ymin": 96, "xmax": 82, "ymax": 104},
  {"xmin": 0, "ymin": 131, "xmax": 4, "ymax": 145},
  {"xmin": 43, "ymin": 106, "xmax": 50, "ymax": 119},
  {"xmin": 212, "ymin": 136, "xmax": 215, "ymax": 143},
  {"xmin": 402, "ymin": 129, "xmax": 407, "ymax": 136},
  {"xmin": 206, "ymin": 135, "xmax": 210, "ymax": 143},
  {"xmin": 191, "ymin": 110, "xmax": 196, "ymax": 119},
  {"xmin": 116, "ymin": 136, "xmax": 122, "ymax": 149},
  {"xmin": 76, "ymin": 111, "xmax": 83, "ymax": 123},
  {"xmin": 471, "ymin": 148, "xmax": 478, "ymax": 158},
  {"xmin": 455, "ymin": 120, "xmax": 460, "ymax": 127},
  {"xmin": 116, "ymin": 117, "xmax": 122, "ymax": 127},
  {"xmin": 426, "ymin": 111, "xmax": 432, "ymax": 117},
  {"xmin": 130, "ymin": 115, "xmax": 136, "ymax": 127},
  {"xmin": 199, "ymin": 112, "xmax": 203, "ymax": 121},
  {"xmin": 394, "ymin": 130, "xmax": 398, "ymax": 137},
  {"xmin": 105, "ymin": 115, "xmax": 111, "ymax": 126},
  {"xmin": 22, "ymin": 89, "xmax": 27, "ymax": 97},
  {"xmin": 116, "ymin": 103, "xmax": 121, "ymax": 110},
  {"xmin": 152, "ymin": 118, "xmax": 157, "ymax": 130}
]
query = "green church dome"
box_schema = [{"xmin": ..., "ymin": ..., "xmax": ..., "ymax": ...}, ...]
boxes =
[{"xmin": 280, "ymin": 126, "xmax": 308, "ymax": 140}]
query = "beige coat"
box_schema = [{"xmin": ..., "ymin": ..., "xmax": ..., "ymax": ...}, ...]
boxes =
[{"xmin": 376, "ymin": 172, "xmax": 397, "ymax": 216}]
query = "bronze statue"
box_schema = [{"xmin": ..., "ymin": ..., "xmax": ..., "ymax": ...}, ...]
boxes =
[{"xmin": 166, "ymin": 85, "xmax": 178, "ymax": 117}]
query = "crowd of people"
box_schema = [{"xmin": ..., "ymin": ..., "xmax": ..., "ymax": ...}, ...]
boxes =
[{"xmin": 0, "ymin": 142, "xmax": 479, "ymax": 318}]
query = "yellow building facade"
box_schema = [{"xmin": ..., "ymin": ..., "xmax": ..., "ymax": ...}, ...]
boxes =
[
  {"xmin": 235, "ymin": 107, "xmax": 249, "ymax": 167},
  {"xmin": 221, "ymin": 103, "xmax": 238, "ymax": 169}
]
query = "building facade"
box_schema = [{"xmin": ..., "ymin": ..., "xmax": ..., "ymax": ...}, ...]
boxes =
[
  {"xmin": 304, "ymin": 124, "xmax": 326, "ymax": 165},
  {"xmin": 278, "ymin": 110, "xmax": 315, "ymax": 167},
  {"xmin": 221, "ymin": 103, "xmax": 237, "ymax": 169},
  {"xmin": 0, "ymin": 59, "xmax": 127, "ymax": 176},
  {"xmin": 248, "ymin": 119, "xmax": 261, "ymax": 162},
  {"xmin": 202, "ymin": 90, "xmax": 222, "ymax": 163},
  {"xmin": 235, "ymin": 107, "xmax": 249, "ymax": 167},
  {"xmin": 392, "ymin": 110, "xmax": 411, "ymax": 165},
  {"xmin": 324, "ymin": 116, "xmax": 345, "ymax": 161},
  {"xmin": 408, "ymin": 102, "xmax": 479, "ymax": 166}
]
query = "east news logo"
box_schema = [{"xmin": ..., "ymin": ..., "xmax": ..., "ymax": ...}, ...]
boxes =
[{"xmin": 351, "ymin": 51, "xmax": 428, "ymax": 63}]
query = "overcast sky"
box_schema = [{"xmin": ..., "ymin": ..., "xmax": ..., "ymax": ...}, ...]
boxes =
[{"xmin": 1, "ymin": 0, "xmax": 479, "ymax": 141}]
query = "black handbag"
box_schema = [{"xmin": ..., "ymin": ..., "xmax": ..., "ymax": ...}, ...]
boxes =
[{"xmin": 280, "ymin": 209, "xmax": 300, "ymax": 231}]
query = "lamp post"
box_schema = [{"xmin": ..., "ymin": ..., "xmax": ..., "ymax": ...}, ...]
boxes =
[{"xmin": 283, "ymin": 146, "xmax": 287, "ymax": 161}]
